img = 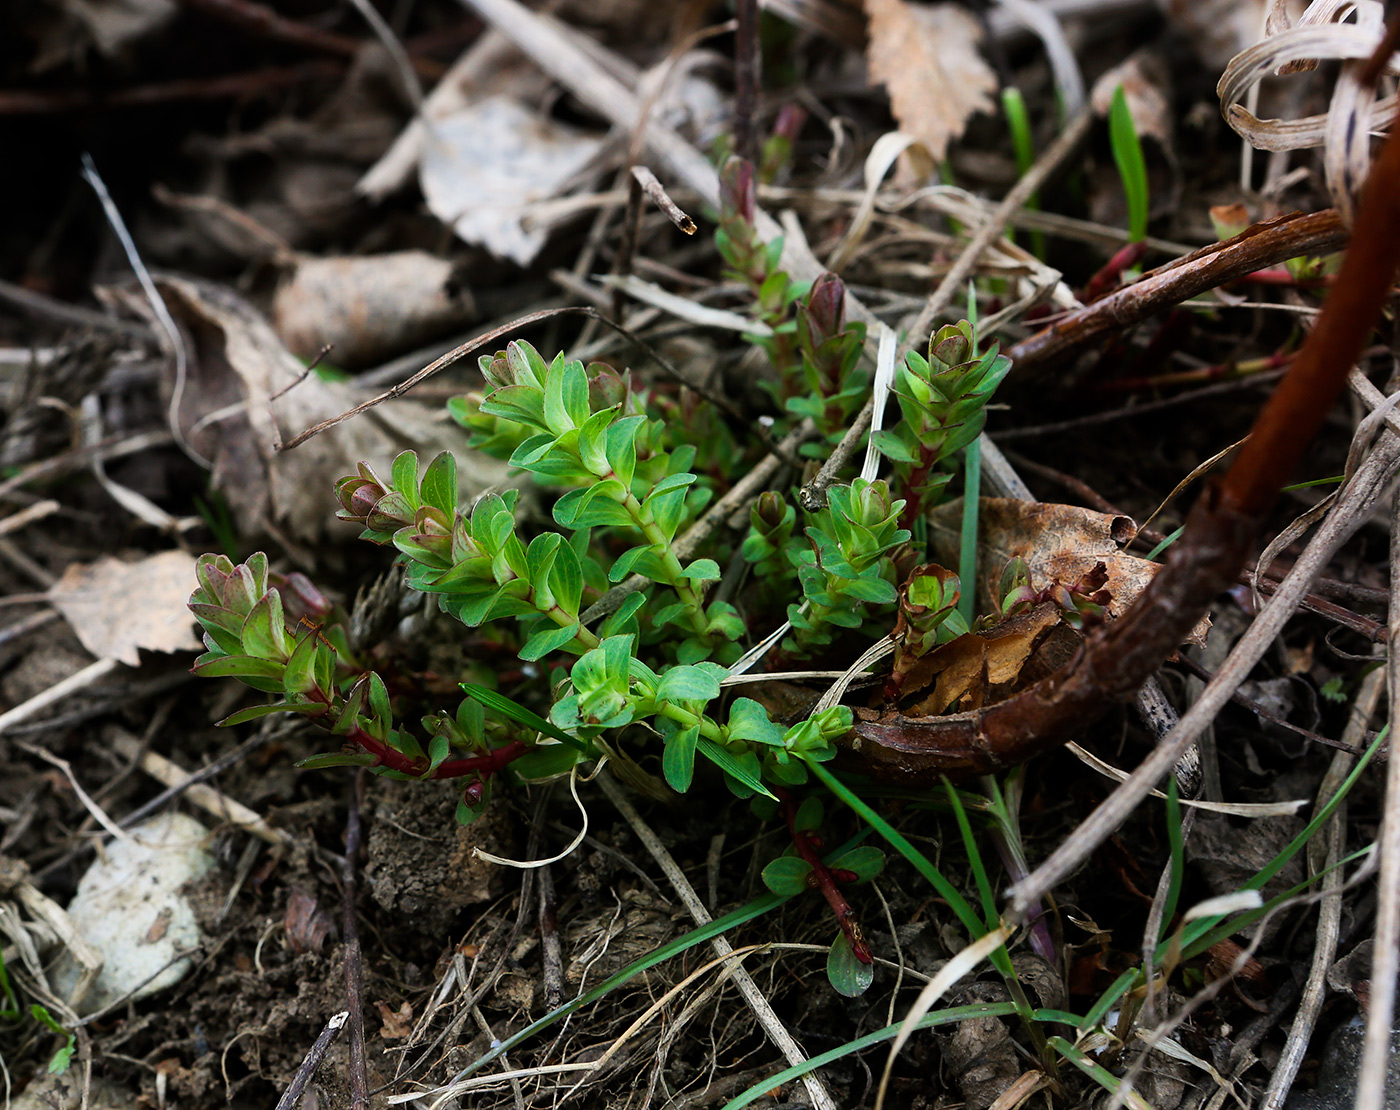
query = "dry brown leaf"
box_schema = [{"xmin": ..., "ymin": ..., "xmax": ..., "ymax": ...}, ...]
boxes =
[
  {"xmin": 906, "ymin": 602, "xmax": 1069, "ymax": 716},
  {"xmin": 136, "ymin": 276, "xmax": 509, "ymax": 547},
  {"xmin": 863, "ymin": 0, "xmax": 996, "ymax": 162},
  {"xmin": 48, "ymin": 550, "xmax": 203, "ymax": 667},
  {"xmin": 375, "ymin": 1000, "xmax": 415, "ymax": 1039},
  {"xmin": 927, "ymin": 498, "xmax": 1210, "ymax": 646},
  {"xmin": 272, "ymin": 251, "xmax": 476, "ymax": 370}
]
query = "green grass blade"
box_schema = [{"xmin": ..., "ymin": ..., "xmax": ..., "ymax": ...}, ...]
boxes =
[
  {"xmin": 460, "ymin": 682, "xmax": 589, "ymax": 752},
  {"xmin": 721, "ymin": 1002, "xmax": 1020, "ymax": 1110},
  {"xmin": 1108, "ymin": 85, "xmax": 1150, "ymax": 243},
  {"xmin": 1049, "ymin": 1035, "xmax": 1154, "ymax": 1110},
  {"xmin": 1144, "ymin": 525, "xmax": 1183, "ymax": 561},
  {"xmin": 1166, "ymin": 723, "xmax": 1385, "ymax": 961},
  {"xmin": 1001, "ymin": 86, "xmax": 1045, "ymax": 259},
  {"xmin": 957, "ymin": 437, "xmax": 982, "ymax": 628},
  {"xmin": 810, "ymin": 762, "xmax": 984, "ymax": 938},
  {"xmin": 1079, "ymin": 967, "xmax": 1140, "ymax": 1035},
  {"xmin": 943, "ymin": 780, "xmax": 998, "ymax": 932}
]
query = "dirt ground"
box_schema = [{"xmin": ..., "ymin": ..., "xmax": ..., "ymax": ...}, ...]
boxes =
[{"xmin": 1, "ymin": 1, "xmax": 1397, "ymax": 1108}]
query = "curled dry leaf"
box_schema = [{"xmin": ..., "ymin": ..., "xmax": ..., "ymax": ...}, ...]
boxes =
[
  {"xmin": 926, "ymin": 498, "xmax": 1210, "ymax": 644},
  {"xmin": 272, "ymin": 251, "xmax": 476, "ymax": 370},
  {"xmin": 147, "ymin": 276, "xmax": 509, "ymax": 545},
  {"xmin": 1218, "ymin": 0, "xmax": 1399, "ymax": 221},
  {"xmin": 863, "ymin": 0, "xmax": 997, "ymax": 163},
  {"xmin": 48, "ymin": 550, "xmax": 203, "ymax": 667}
]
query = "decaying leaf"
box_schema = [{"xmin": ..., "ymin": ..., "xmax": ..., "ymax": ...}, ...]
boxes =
[
  {"xmin": 48, "ymin": 551, "xmax": 203, "ymax": 667},
  {"xmin": 863, "ymin": 0, "xmax": 997, "ymax": 162},
  {"xmin": 375, "ymin": 1000, "xmax": 415, "ymax": 1039},
  {"xmin": 902, "ymin": 602, "xmax": 1078, "ymax": 716},
  {"xmin": 272, "ymin": 251, "xmax": 476, "ymax": 370},
  {"xmin": 140, "ymin": 276, "xmax": 508, "ymax": 546},
  {"xmin": 927, "ymin": 498, "xmax": 1210, "ymax": 646},
  {"xmin": 419, "ymin": 95, "xmax": 605, "ymax": 266}
]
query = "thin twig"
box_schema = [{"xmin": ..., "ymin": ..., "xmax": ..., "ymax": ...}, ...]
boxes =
[{"xmin": 274, "ymin": 1013, "xmax": 350, "ymax": 1110}]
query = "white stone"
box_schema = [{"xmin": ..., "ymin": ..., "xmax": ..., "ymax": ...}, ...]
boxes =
[{"xmin": 51, "ymin": 812, "xmax": 214, "ymax": 1013}]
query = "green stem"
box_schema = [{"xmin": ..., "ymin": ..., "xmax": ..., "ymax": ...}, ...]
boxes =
[
  {"xmin": 653, "ymin": 700, "xmax": 725, "ymax": 743},
  {"xmin": 607, "ymin": 483, "xmax": 710, "ymax": 636}
]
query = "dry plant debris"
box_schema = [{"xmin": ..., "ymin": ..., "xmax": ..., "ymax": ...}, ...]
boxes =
[{"xmin": 1, "ymin": 1, "xmax": 1399, "ymax": 1109}]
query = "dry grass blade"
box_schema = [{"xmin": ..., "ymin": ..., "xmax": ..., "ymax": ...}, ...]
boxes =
[{"xmin": 1217, "ymin": 1, "xmax": 1399, "ymax": 219}]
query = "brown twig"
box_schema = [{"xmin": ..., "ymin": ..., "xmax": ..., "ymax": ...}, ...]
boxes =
[
  {"xmin": 274, "ymin": 1012, "xmax": 349, "ymax": 1110},
  {"xmin": 0, "ymin": 62, "xmax": 344, "ymax": 115},
  {"xmin": 732, "ymin": 0, "xmax": 760, "ymax": 167},
  {"xmin": 1006, "ymin": 210, "xmax": 1350, "ymax": 376}
]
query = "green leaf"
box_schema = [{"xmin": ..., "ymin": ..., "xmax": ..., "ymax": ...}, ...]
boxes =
[
  {"xmin": 698, "ymin": 736, "xmax": 775, "ymax": 799},
  {"xmin": 662, "ymin": 725, "xmax": 700, "ymax": 792},
  {"xmin": 838, "ymin": 576, "xmax": 897, "ymax": 605},
  {"xmin": 726, "ymin": 698, "xmax": 785, "ymax": 747},
  {"xmin": 543, "ymin": 356, "xmax": 590, "ymax": 435},
  {"xmin": 460, "ymin": 683, "xmax": 588, "ymax": 752},
  {"xmin": 220, "ymin": 700, "xmax": 325, "ymax": 726},
  {"xmin": 680, "ymin": 558, "xmax": 721, "ymax": 582},
  {"xmin": 520, "ymin": 622, "xmax": 585, "ymax": 661},
  {"xmin": 511, "ymin": 743, "xmax": 583, "ymax": 780},
  {"xmin": 604, "ymin": 415, "xmax": 645, "ymax": 489},
  {"xmin": 608, "ymin": 543, "xmax": 657, "ymax": 583},
  {"xmin": 194, "ymin": 654, "xmax": 286, "ymax": 683},
  {"xmin": 419, "ymin": 451, "xmax": 457, "ymax": 515},
  {"xmin": 826, "ymin": 932, "xmax": 874, "ymax": 998},
  {"xmin": 761, "ymin": 856, "xmax": 814, "ymax": 896},
  {"xmin": 240, "ymin": 591, "xmax": 289, "ymax": 661},
  {"xmin": 655, "ymin": 665, "xmax": 723, "ymax": 704},
  {"xmin": 296, "ymin": 751, "xmax": 381, "ymax": 770},
  {"xmin": 553, "ymin": 481, "xmax": 635, "ymax": 529},
  {"xmin": 828, "ymin": 845, "xmax": 885, "ymax": 884},
  {"xmin": 391, "ymin": 451, "xmax": 421, "ymax": 501}
]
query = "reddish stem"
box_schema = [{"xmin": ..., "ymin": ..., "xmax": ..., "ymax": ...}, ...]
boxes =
[
  {"xmin": 1082, "ymin": 241, "xmax": 1149, "ymax": 302},
  {"xmin": 779, "ymin": 793, "xmax": 872, "ymax": 964}
]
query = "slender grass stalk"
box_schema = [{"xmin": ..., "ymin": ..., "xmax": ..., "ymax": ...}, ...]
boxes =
[
  {"xmin": 1108, "ymin": 85, "xmax": 1150, "ymax": 244},
  {"xmin": 1160, "ymin": 777, "xmax": 1185, "ymax": 942},
  {"xmin": 1002, "ymin": 87, "xmax": 1046, "ymax": 259}
]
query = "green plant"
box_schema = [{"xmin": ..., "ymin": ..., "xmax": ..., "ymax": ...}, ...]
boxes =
[
  {"xmin": 1108, "ymin": 84, "xmax": 1150, "ymax": 244},
  {"xmin": 188, "ymin": 164, "xmax": 1018, "ymax": 996}
]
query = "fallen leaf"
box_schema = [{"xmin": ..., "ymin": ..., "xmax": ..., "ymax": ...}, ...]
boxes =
[
  {"xmin": 926, "ymin": 499, "xmax": 1210, "ymax": 646},
  {"xmin": 284, "ymin": 888, "xmax": 336, "ymax": 956},
  {"xmin": 905, "ymin": 602, "xmax": 1071, "ymax": 716},
  {"xmin": 48, "ymin": 551, "xmax": 203, "ymax": 667},
  {"xmin": 136, "ymin": 276, "xmax": 509, "ymax": 547},
  {"xmin": 420, "ymin": 95, "xmax": 605, "ymax": 266},
  {"xmin": 863, "ymin": 0, "xmax": 996, "ymax": 162},
  {"xmin": 272, "ymin": 251, "xmax": 477, "ymax": 370},
  {"xmin": 375, "ymin": 1000, "xmax": 415, "ymax": 1039}
]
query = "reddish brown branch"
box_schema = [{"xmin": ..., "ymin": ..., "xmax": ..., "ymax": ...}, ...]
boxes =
[
  {"xmin": 779, "ymin": 794, "xmax": 871, "ymax": 964},
  {"xmin": 1006, "ymin": 210, "xmax": 1349, "ymax": 377},
  {"xmin": 849, "ymin": 117, "xmax": 1400, "ymax": 783}
]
